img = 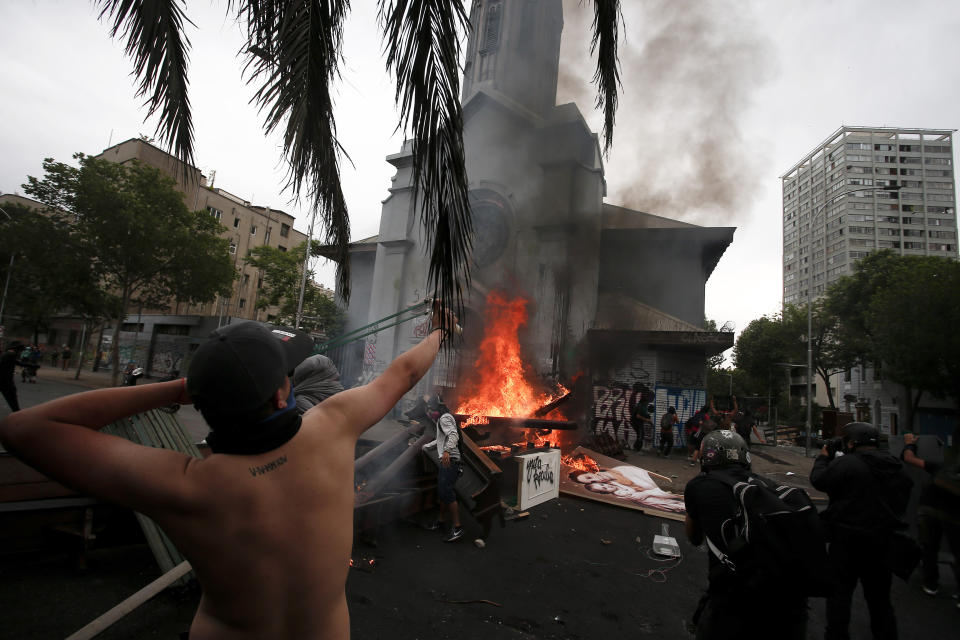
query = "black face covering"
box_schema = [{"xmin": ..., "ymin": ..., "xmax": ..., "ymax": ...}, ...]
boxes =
[{"xmin": 205, "ymin": 386, "xmax": 302, "ymax": 455}]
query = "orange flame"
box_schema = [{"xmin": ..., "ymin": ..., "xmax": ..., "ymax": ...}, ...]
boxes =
[
  {"xmin": 456, "ymin": 291, "xmax": 568, "ymax": 421},
  {"xmin": 561, "ymin": 453, "xmax": 599, "ymax": 474}
]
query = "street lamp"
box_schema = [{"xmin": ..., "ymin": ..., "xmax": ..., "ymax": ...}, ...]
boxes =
[
  {"xmin": 801, "ymin": 182, "xmax": 901, "ymax": 457},
  {"xmin": 0, "ymin": 205, "xmax": 14, "ymax": 331},
  {"xmin": 774, "ymin": 362, "xmax": 807, "ymax": 454}
]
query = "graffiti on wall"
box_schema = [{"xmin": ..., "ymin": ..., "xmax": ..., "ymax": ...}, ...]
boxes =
[
  {"xmin": 590, "ymin": 383, "xmax": 648, "ymax": 446},
  {"xmin": 591, "ymin": 383, "xmax": 706, "ymax": 450},
  {"xmin": 150, "ymin": 334, "xmax": 192, "ymax": 376},
  {"xmin": 653, "ymin": 387, "xmax": 707, "ymax": 448}
]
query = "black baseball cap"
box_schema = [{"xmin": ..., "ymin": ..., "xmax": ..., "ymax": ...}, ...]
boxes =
[{"xmin": 187, "ymin": 322, "xmax": 314, "ymax": 417}]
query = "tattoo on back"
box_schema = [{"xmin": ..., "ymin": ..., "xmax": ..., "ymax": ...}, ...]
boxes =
[{"xmin": 249, "ymin": 455, "xmax": 288, "ymax": 477}]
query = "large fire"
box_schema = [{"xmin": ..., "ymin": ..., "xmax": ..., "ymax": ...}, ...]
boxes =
[{"xmin": 455, "ymin": 291, "xmax": 568, "ymax": 425}]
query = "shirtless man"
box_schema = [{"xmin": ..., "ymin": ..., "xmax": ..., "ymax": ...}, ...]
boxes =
[{"xmin": 0, "ymin": 306, "xmax": 454, "ymax": 639}]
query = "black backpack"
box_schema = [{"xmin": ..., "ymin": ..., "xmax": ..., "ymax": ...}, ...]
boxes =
[{"xmin": 705, "ymin": 471, "xmax": 831, "ymax": 597}]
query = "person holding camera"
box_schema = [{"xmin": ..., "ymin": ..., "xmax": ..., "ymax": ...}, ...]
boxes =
[
  {"xmin": 810, "ymin": 422, "xmax": 913, "ymax": 640},
  {"xmin": 901, "ymin": 432, "xmax": 960, "ymax": 604}
]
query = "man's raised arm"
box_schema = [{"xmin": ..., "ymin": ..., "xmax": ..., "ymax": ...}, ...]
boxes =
[
  {"xmin": 319, "ymin": 302, "xmax": 456, "ymax": 436},
  {"xmin": 0, "ymin": 380, "xmax": 196, "ymax": 510}
]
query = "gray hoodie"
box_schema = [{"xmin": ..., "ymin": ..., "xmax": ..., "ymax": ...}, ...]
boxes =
[{"xmin": 292, "ymin": 355, "xmax": 345, "ymax": 413}]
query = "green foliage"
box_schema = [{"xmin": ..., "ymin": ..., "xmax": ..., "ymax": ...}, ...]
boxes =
[
  {"xmin": 703, "ymin": 318, "xmax": 726, "ymax": 370},
  {"xmin": 843, "ymin": 253, "xmax": 960, "ymax": 406},
  {"xmin": 245, "ymin": 241, "xmax": 343, "ymax": 336},
  {"xmin": 0, "ymin": 202, "xmax": 117, "ymax": 339},
  {"xmin": 732, "ymin": 314, "xmax": 792, "ymax": 397},
  {"xmin": 23, "ymin": 154, "xmax": 235, "ymax": 380}
]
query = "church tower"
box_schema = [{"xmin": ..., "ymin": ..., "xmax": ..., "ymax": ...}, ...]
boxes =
[{"xmin": 462, "ymin": 0, "xmax": 563, "ymax": 118}]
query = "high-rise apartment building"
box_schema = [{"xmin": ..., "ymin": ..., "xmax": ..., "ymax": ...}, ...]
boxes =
[
  {"xmin": 781, "ymin": 126, "xmax": 957, "ymax": 306},
  {"xmin": 779, "ymin": 126, "xmax": 958, "ymax": 436}
]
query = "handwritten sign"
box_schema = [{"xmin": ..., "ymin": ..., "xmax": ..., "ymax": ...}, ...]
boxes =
[{"xmin": 514, "ymin": 449, "xmax": 561, "ymax": 510}]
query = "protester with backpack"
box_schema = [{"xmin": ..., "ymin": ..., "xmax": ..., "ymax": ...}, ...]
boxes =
[
  {"xmin": 810, "ymin": 422, "xmax": 913, "ymax": 640},
  {"xmin": 684, "ymin": 430, "xmax": 820, "ymax": 640}
]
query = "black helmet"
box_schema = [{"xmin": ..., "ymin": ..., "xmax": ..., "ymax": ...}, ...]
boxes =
[
  {"xmin": 842, "ymin": 422, "xmax": 879, "ymax": 450},
  {"xmin": 700, "ymin": 429, "xmax": 751, "ymax": 470}
]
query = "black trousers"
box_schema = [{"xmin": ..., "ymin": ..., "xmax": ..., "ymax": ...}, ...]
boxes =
[
  {"xmin": 826, "ymin": 535, "xmax": 897, "ymax": 640},
  {"xmin": 659, "ymin": 431, "xmax": 674, "ymax": 456},
  {"xmin": 0, "ymin": 384, "xmax": 18, "ymax": 412},
  {"xmin": 631, "ymin": 421, "xmax": 645, "ymax": 449},
  {"xmin": 918, "ymin": 512, "xmax": 960, "ymax": 591},
  {"xmin": 696, "ymin": 592, "xmax": 806, "ymax": 640}
]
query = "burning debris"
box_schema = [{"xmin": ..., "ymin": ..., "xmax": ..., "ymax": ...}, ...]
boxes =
[
  {"xmin": 561, "ymin": 452, "xmax": 600, "ymax": 474},
  {"xmin": 454, "ymin": 291, "xmax": 577, "ymax": 451},
  {"xmin": 348, "ymin": 556, "xmax": 377, "ymax": 573},
  {"xmin": 456, "ymin": 292, "xmax": 569, "ymax": 423}
]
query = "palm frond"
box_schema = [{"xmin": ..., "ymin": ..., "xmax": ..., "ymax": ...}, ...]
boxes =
[
  {"xmin": 241, "ymin": 0, "xmax": 353, "ymax": 302},
  {"xmin": 380, "ymin": 0, "xmax": 472, "ymax": 338},
  {"xmin": 97, "ymin": 0, "xmax": 195, "ymax": 172},
  {"xmin": 588, "ymin": 0, "xmax": 622, "ymax": 154}
]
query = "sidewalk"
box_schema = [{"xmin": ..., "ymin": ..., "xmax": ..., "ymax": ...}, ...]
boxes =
[{"xmin": 31, "ymin": 365, "xmax": 117, "ymax": 390}]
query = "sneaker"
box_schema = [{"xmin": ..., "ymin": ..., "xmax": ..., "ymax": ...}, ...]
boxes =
[
  {"xmin": 689, "ymin": 461, "xmax": 696, "ymax": 467},
  {"xmin": 423, "ymin": 520, "xmax": 442, "ymax": 531},
  {"xmin": 444, "ymin": 526, "xmax": 464, "ymax": 543},
  {"xmin": 922, "ymin": 584, "xmax": 939, "ymax": 596}
]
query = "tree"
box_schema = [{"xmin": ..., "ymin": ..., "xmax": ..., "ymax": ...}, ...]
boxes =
[
  {"xmin": 245, "ymin": 241, "xmax": 344, "ymax": 336},
  {"xmin": 823, "ymin": 250, "xmax": 902, "ymax": 368},
  {"xmin": 703, "ymin": 318, "xmax": 726, "ymax": 370},
  {"xmin": 0, "ymin": 202, "xmax": 116, "ymax": 347},
  {"xmin": 733, "ymin": 314, "xmax": 794, "ymax": 398},
  {"xmin": 92, "ymin": 0, "xmax": 623, "ymax": 331},
  {"xmin": 825, "ymin": 251, "xmax": 960, "ymax": 430},
  {"xmin": 24, "ymin": 154, "xmax": 236, "ymax": 384}
]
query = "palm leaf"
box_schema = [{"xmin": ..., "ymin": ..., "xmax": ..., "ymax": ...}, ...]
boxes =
[
  {"xmin": 588, "ymin": 0, "xmax": 622, "ymax": 153},
  {"xmin": 97, "ymin": 0, "xmax": 196, "ymax": 172},
  {"xmin": 241, "ymin": 0, "xmax": 353, "ymax": 302},
  {"xmin": 380, "ymin": 0, "xmax": 472, "ymax": 338}
]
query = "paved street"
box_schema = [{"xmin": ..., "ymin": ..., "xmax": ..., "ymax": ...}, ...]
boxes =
[{"xmin": 0, "ymin": 371, "xmax": 956, "ymax": 639}]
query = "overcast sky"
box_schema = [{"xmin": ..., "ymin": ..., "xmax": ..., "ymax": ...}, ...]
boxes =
[{"xmin": 3, "ymin": 1, "xmax": 958, "ymax": 359}]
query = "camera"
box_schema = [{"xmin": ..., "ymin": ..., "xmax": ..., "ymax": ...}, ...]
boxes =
[{"xmin": 824, "ymin": 436, "xmax": 845, "ymax": 458}]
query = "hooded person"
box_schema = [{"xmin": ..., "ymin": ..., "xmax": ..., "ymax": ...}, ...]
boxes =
[
  {"xmin": 1, "ymin": 341, "xmax": 23, "ymax": 412},
  {"xmin": 0, "ymin": 302, "xmax": 456, "ymax": 639},
  {"xmin": 292, "ymin": 354, "xmax": 345, "ymax": 414},
  {"xmin": 810, "ymin": 422, "xmax": 913, "ymax": 640}
]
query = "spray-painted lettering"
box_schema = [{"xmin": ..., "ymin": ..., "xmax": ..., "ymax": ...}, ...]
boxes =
[{"xmin": 525, "ymin": 457, "xmax": 555, "ymax": 490}]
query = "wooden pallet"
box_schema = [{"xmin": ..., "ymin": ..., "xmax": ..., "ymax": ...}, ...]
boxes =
[{"xmin": 104, "ymin": 409, "xmax": 201, "ymax": 581}]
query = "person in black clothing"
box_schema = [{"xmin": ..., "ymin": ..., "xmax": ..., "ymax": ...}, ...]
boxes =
[
  {"xmin": 630, "ymin": 400, "xmax": 653, "ymax": 452},
  {"xmin": 730, "ymin": 402, "xmax": 764, "ymax": 449},
  {"xmin": 1, "ymin": 342, "xmax": 21, "ymax": 412},
  {"xmin": 658, "ymin": 406, "xmax": 677, "ymax": 457},
  {"xmin": 810, "ymin": 422, "xmax": 912, "ymax": 640},
  {"xmin": 685, "ymin": 429, "xmax": 807, "ymax": 640},
  {"xmin": 901, "ymin": 432, "xmax": 960, "ymax": 603}
]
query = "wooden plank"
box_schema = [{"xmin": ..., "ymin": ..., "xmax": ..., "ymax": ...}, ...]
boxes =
[
  {"xmin": 65, "ymin": 561, "xmax": 193, "ymax": 640},
  {"xmin": 460, "ymin": 432, "xmax": 502, "ymax": 476},
  {"xmin": 0, "ymin": 482, "xmax": 79, "ymax": 503},
  {"xmin": 134, "ymin": 512, "xmax": 178, "ymax": 575},
  {"xmin": 0, "ymin": 497, "xmax": 98, "ymax": 513}
]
